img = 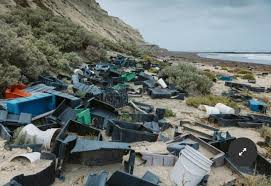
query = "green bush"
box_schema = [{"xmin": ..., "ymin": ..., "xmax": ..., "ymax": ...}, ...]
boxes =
[
  {"xmin": 161, "ymin": 64, "xmax": 213, "ymax": 95},
  {"xmin": 202, "ymin": 71, "xmax": 217, "ymax": 82},
  {"xmin": 186, "ymin": 95, "xmax": 239, "ymax": 109},
  {"xmin": 241, "ymin": 74, "xmax": 256, "ymax": 80},
  {"xmin": 237, "ymin": 70, "xmax": 252, "ymax": 75},
  {"xmin": 164, "ymin": 109, "xmax": 176, "ymax": 118},
  {"xmin": 0, "ymin": 7, "xmax": 145, "ymax": 93}
]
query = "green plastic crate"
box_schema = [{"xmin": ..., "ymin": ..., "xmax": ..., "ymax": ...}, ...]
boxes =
[
  {"xmin": 112, "ymin": 83, "xmax": 129, "ymax": 91},
  {"xmin": 121, "ymin": 72, "xmax": 136, "ymax": 82},
  {"xmin": 75, "ymin": 108, "xmax": 91, "ymax": 125}
]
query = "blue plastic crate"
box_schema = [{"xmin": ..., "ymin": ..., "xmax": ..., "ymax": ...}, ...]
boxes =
[
  {"xmin": 248, "ymin": 100, "xmax": 267, "ymax": 113},
  {"xmin": 7, "ymin": 93, "xmax": 56, "ymax": 116}
]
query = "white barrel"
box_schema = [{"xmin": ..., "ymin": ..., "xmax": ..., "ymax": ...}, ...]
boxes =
[
  {"xmin": 198, "ymin": 105, "xmax": 220, "ymax": 117},
  {"xmin": 170, "ymin": 145, "xmax": 213, "ymax": 186},
  {"xmin": 18, "ymin": 124, "xmax": 60, "ymax": 150},
  {"xmin": 215, "ymin": 103, "xmax": 235, "ymax": 114},
  {"xmin": 157, "ymin": 78, "xmax": 167, "ymax": 88}
]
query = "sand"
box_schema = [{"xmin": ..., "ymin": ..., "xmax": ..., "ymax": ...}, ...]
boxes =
[{"xmin": 0, "ymin": 139, "xmax": 52, "ymax": 185}]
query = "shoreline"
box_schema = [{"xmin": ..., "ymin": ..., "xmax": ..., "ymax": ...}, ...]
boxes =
[{"xmin": 166, "ymin": 52, "xmax": 271, "ymax": 72}]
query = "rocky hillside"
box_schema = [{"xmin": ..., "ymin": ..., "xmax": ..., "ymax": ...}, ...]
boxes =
[
  {"xmin": 0, "ymin": 0, "xmax": 147, "ymax": 93},
  {"xmin": 0, "ymin": 0, "xmax": 144, "ymax": 44}
]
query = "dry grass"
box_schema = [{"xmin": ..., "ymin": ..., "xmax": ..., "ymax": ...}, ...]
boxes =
[
  {"xmin": 258, "ymin": 126, "xmax": 271, "ymax": 158},
  {"xmin": 236, "ymin": 176, "xmax": 271, "ymax": 186},
  {"xmin": 259, "ymin": 126, "xmax": 271, "ymax": 139}
]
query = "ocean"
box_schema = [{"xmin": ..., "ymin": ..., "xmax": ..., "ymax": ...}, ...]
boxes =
[{"xmin": 198, "ymin": 53, "xmax": 271, "ymax": 65}]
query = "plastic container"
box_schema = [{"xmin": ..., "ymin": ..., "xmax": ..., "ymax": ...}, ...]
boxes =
[
  {"xmin": 76, "ymin": 108, "xmax": 91, "ymax": 125},
  {"xmin": 170, "ymin": 145, "xmax": 213, "ymax": 186},
  {"xmin": 198, "ymin": 105, "xmax": 220, "ymax": 117},
  {"xmin": 157, "ymin": 78, "xmax": 167, "ymax": 88},
  {"xmin": 18, "ymin": 124, "xmax": 60, "ymax": 150},
  {"xmin": 215, "ymin": 103, "xmax": 235, "ymax": 114},
  {"xmin": 7, "ymin": 93, "xmax": 56, "ymax": 116}
]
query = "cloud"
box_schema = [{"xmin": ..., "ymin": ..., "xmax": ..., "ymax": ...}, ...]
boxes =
[{"xmin": 98, "ymin": 0, "xmax": 271, "ymax": 52}]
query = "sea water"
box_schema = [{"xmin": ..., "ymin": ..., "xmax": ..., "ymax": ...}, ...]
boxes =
[{"xmin": 198, "ymin": 53, "xmax": 271, "ymax": 65}]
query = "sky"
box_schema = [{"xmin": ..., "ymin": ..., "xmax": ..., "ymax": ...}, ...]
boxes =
[{"xmin": 97, "ymin": 0, "xmax": 271, "ymax": 52}]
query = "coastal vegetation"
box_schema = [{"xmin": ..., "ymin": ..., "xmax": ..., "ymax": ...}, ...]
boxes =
[
  {"xmin": 161, "ymin": 64, "xmax": 213, "ymax": 95},
  {"xmin": 0, "ymin": 7, "xmax": 145, "ymax": 92},
  {"xmin": 186, "ymin": 95, "xmax": 239, "ymax": 109}
]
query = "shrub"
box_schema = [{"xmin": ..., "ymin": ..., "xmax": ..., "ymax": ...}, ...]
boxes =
[
  {"xmin": 186, "ymin": 95, "xmax": 239, "ymax": 109},
  {"xmin": 241, "ymin": 74, "xmax": 256, "ymax": 80},
  {"xmin": 164, "ymin": 109, "xmax": 176, "ymax": 118},
  {"xmin": 236, "ymin": 176, "xmax": 271, "ymax": 186},
  {"xmin": 0, "ymin": 7, "xmax": 145, "ymax": 93},
  {"xmin": 161, "ymin": 64, "xmax": 213, "ymax": 95},
  {"xmin": 202, "ymin": 71, "xmax": 217, "ymax": 82},
  {"xmin": 259, "ymin": 126, "xmax": 271, "ymax": 139},
  {"xmin": 0, "ymin": 63, "xmax": 21, "ymax": 92},
  {"xmin": 237, "ymin": 70, "xmax": 252, "ymax": 75},
  {"xmin": 221, "ymin": 67, "xmax": 228, "ymax": 71}
]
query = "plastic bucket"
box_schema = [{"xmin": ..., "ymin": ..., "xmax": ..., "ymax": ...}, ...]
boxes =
[
  {"xmin": 170, "ymin": 146, "xmax": 213, "ymax": 186},
  {"xmin": 215, "ymin": 103, "xmax": 235, "ymax": 114},
  {"xmin": 184, "ymin": 145, "xmax": 213, "ymax": 168}
]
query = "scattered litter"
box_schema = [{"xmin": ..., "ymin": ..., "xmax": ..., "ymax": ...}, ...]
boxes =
[
  {"xmin": 11, "ymin": 152, "xmax": 41, "ymax": 163},
  {"xmin": 170, "ymin": 145, "xmax": 213, "ymax": 186},
  {"xmin": 248, "ymin": 99, "xmax": 267, "ymax": 113},
  {"xmin": 16, "ymin": 124, "xmax": 60, "ymax": 150},
  {"xmin": 69, "ymin": 139, "xmax": 130, "ymax": 166},
  {"xmin": 7, "ymin": 93, "xmax": 56, "ymax": 116}
]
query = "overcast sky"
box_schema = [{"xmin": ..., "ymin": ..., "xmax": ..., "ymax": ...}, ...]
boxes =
[{"xmin": 97, "ymin": 0, "xmax": 271, "ymax": 52}]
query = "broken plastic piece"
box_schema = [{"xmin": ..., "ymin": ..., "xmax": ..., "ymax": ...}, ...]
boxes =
[
  {"xmin": 143, "ymin": 122, "xmax": 160, "ymax": 133},
  {"xmin": 167, "ymin": 139, "xmax": 199, "ymax": 156},
  {"xmin": 0, "ymin": 124, "xmax": 11, "ymax": 141},
  {"xmin": 121, "ymin": 72, "xmax": 136, "ymax": 82},
  {"xmin": 142, "ymin": 171, "xmax": 161, "ymax": 185},
  {"xmin": 7, "ymin": 144, "xmax": 42, "ymax": 152},
  {"xmin": 172, "ymin": 134, "xmax": 224, "ymax": 167},
  {"xmin": 80, "ymin": 98, "xmax": 119, "ymax": 129},
  {"xmin": 141, "ymin": 153, "xmax": 177, "ymax": 166},
  {"xmin": 11, "ymin": 152, "xmax": 41, "ymax": 163},
  {"xmin": 39, "ymin": 75, "xmax": 67, "ymax": 91},
  {"xmin": 8, "ymin": 153, "xmax": 57, "ymax": 186},
  {"xmin": 5, "ymin": 84, "xmax": 31, "ymax": 99},
  {"xmin": 86, "ymin": 171, "xmax": 109, "ymax": 186},
  {"xmin": 149, "ymin": 87, "xmax": 173, "ymax": 99},
  {"xmin": 24, "ymin": 84, "xmax": 55, "ymax": 93},
  {"xmin": 50, "ymin": 100, "xmax": 76, "ymax": 125},
  {"xmin": 69, "ymin": 139, "xmax": 130, "ymax": 166},
  {"xmin": 0, "ymin": 110, "xmax": 32, "ymax": 127},
  {"xmin": 132, "ymin": 101, "xmax": 154, "ymax": 113},
  {"xmin": 52, "ymin": 120, "xmax": 102, "ymax": 161},
  {"xmin": 75, "ymin": 108, "xmax": 91, "ymax": 125},
  {"xmin": 45, "ymin": 89, "xmax": 80, "ymax": 108},
  {"xmin": 124, "ymin": 150, "xmax": 136, "ymax": 174},
  {"xmin": 108, "ymin": 120, "xmax": 158, "ymax": 143},
  {"xmin": 209, "ymin": 114, "xmax": 252, "ymax": 127},
  {"xmin": 248, "ymin": 99, "xmax": 267, "ymax": 113},
  {"xmin": 107, "ymin": 171, "xmax": 159, "ymax": 186}
]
